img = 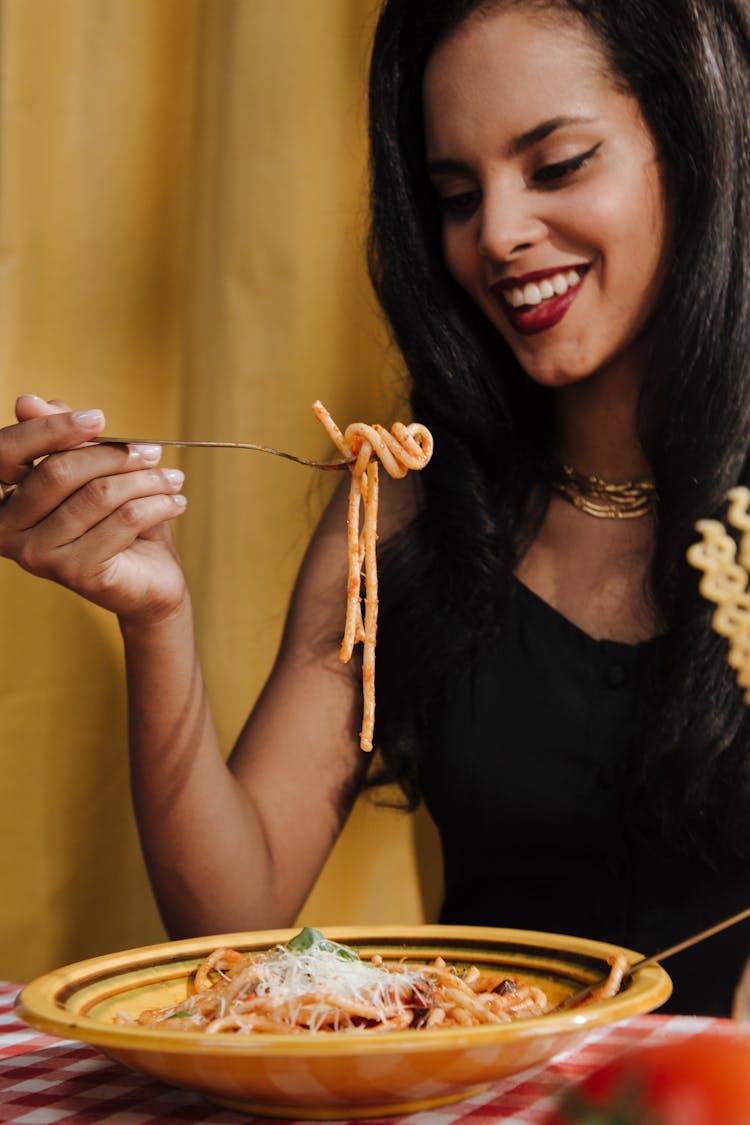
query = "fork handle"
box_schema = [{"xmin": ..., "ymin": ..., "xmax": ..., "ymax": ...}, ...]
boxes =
[{"xmin": 93, "ymin": 436, "xmax": 351, "ymax": 470}]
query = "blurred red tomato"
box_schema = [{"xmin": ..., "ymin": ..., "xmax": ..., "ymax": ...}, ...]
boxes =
[{"xmin": 545, "ymin": 1034, "xmax": 750, "ymax": 1125}]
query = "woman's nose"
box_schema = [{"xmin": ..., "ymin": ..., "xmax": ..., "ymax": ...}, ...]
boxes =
[{"xmin": 477, "ymin": 188, "xmax": 545, "ymax": 262}]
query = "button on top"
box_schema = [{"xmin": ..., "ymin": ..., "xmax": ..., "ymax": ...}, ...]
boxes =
[{"xmin": 603, "ymin": 661, "xmax": 628, "ymax": 688}]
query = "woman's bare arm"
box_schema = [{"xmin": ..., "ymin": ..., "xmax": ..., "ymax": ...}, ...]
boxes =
[
  {"xmin": 127, "ymin": 470, "xmax": 419, "ymax": 937},
  {"xmin": 0, "ymin": 395, "xmax": 419, "ymax": 938},
  {"xmin": 122, "ymin": 481, "xmax": 367, "ymax": 937}
]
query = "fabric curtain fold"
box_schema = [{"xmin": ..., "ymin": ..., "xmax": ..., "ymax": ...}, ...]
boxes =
[{"xmin": 0, "ymin": 0, "xmax": 440, "ymax": 981}]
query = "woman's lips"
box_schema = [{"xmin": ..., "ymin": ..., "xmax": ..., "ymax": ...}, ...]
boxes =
[{"xmin": 490, "ymin": 266, "xmax": 588, "ymax": 337}]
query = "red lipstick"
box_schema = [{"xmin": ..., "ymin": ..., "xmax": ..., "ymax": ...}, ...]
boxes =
[{"xmin": 490, "ymin": 266, "xmax": 588, "ymax": 337}]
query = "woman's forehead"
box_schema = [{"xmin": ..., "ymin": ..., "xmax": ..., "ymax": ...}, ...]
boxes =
[
  {"xmin": 424, "ymin": 3, "xmax": 608, "ymax": 90},
  {"xmin": 422, "ymin": 7, "xmax": 617, "ymax": 154}
]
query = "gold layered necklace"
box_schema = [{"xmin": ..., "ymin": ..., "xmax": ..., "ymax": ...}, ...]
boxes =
[{"xmin": 551, "ymin": 463, "xmax": 657, "ymax": 520}]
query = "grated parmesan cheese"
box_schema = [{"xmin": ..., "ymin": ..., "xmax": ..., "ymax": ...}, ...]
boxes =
[{"xmin": 242, "ymin": 945, "xmax": 433, "ymax": 1030}]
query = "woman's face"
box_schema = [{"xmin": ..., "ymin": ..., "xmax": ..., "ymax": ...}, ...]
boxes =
[{"xmin": 422, "ymin": 4, "xmax": 669, "ymax": 389}]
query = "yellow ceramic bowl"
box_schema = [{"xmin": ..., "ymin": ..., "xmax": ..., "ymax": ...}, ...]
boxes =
[{"xmin": 16, "ymin": 924, "xmax": 671, "ymax": 1119}]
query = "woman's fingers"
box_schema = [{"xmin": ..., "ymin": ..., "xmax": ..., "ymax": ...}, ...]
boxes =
[
  {"xmin": 0, "ymin": 399, "xmax": 190, "ymax": 619},
  {"xmin": 4, "ymin": 460, "xmax": 187, "ymax": 604},
  {"xmin": 0, "ymin": 403, "xmax": 106, "ymax": 486},
  {"xmin": 17, "ymin": 486, "xmax": 187, "ymax": 587},
  {"xmin": 6, "ymin": 441, "xmax": 162, "ymax": 529},
  {"xmin": 14, "ymin": 394, "xmax": 72, "ymax": 422},
  {"xmin": 41, "ymin": 465, "xmax": 186, "ymax": 552}
]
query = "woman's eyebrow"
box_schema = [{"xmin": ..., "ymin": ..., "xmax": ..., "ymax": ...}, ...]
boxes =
[
  {"xmin": 426, "ymin": 114, "xmax": 598, "ymax": 175},
  {"xmin": 508, "ymin": 115, "xmax": 598, "ymax": 155}
]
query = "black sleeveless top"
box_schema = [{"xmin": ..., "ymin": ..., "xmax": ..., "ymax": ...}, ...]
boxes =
[{"xmin": 421, "ymin": 578, "xmax": 750, "ymax": 1016}]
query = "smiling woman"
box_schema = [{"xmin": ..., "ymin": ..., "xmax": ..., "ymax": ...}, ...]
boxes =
[
  {"xmin": 365, "ymin": 0, "xmax": 750, "ymax": 1018},
  {"xmin": 1, "ymin": 0, "xmax": 750, "ymax": 1020},
  {"xmin": 422, "ymin": 11, "xmax": 669, "ymax": 385}
]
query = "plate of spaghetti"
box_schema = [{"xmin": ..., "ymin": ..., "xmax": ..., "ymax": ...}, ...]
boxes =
[{"xmin": 16, "ymin": 924, "xmax": 671, "ymax": 1119}]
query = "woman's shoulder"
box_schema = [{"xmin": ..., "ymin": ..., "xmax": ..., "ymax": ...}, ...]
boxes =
[
  {"xmin": 312, "ymin": 466, "xmax": 422, "ymax": 546},
  {"xmin": 378, "ymin": 466, "xmax": 423, "ymax": 540},
  {"xmin": 285, "ymin": 468, "xmax": 423, "ymax": 644}
]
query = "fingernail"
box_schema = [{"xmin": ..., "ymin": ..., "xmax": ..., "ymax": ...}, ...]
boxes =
[
  {"xmin": 162, "ymin": 468, "xmax": 185, "ymax": 486},
  {"xmin": 129, "ymin": 443, "xmax": 162, "ymax": 465},
  {"xmin": 172, "ymin": 494, "xmax": 188, "ymax": 510},
  {"xmin": 72, "ymin": 409, "xmax": 105, "ymax": 428}
]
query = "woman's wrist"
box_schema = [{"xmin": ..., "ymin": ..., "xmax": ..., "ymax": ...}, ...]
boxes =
[{"xmin": 117, "ymin": 586, "xmax": 194, "ymax": 643}]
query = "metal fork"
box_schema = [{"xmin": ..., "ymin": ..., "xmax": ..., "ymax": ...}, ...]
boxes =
[
  {"xmin": 93, "ymin": 436, "xmax": 351, "ymax": 471},
  {"xmin": 550, "ymin": 903, "xmax": 750, "ymax": 1013}
]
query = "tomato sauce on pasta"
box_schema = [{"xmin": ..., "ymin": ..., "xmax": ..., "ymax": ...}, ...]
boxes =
[
  {"xmin": 118, "ymin": 929, "xmax": 627, "ymax": 1036},
  {"xmin": 312, "ymin": 402, "xmax": 434, "ymax": 752}
]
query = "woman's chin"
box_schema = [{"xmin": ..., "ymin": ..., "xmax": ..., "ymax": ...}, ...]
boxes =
[{"xmin": 518, "ymin": 362, "xmax": 598, "ymax": 390}]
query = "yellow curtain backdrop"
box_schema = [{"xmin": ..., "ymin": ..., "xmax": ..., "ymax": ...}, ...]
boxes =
[{"xmin": 0, "ymin": 0, "xmax": 442, "ymax": 983}]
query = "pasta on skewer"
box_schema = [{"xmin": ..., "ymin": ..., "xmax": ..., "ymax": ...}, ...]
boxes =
[{"xmin": 312, "ymin": 402, "xmax": 434, "ymax": 752}]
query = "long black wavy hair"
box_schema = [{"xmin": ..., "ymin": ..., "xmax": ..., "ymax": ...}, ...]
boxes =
[{"xmin": 363, "ymin": 0, "xmax": 750, "ymax": 864}]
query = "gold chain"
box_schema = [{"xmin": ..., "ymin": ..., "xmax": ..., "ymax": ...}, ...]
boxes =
[{"xmin": 551, "ymin": 463, "xmax": 656, "ymax": 520}]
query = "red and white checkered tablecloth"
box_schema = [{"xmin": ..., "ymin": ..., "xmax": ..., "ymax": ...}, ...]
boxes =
[{"xmin": 0, "ymin": 979, "xmax": 736, "ymax": 1125}]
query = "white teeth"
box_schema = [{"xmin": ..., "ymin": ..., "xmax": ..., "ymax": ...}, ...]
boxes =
[{"xmin": 502, "ymin": 268, "xmax": 584, "ymax": 309}]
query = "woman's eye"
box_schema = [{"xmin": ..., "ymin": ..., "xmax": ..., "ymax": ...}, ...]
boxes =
[
  {"xmin": 436, "ymin": 189, "xmax": 480, "ymax": 218},
  {"xmin": 532, "ymin": 142, "xmax": 602, "ymax": 186}
]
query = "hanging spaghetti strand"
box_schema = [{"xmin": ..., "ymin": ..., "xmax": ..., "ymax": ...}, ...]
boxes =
[{"xmin": 313, "ymin": 401, "xmax": 433, "ymax": 751}]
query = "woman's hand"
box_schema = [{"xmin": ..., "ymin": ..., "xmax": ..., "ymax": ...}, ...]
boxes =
[{"xmin": 0, "ymin": 394, "xmax": 189, "ymax": 624}]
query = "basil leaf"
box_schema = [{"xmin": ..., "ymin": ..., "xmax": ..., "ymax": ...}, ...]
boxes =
[{"xmin": 286, "ymin": 926, "xmax": 358, "ymax": 961}]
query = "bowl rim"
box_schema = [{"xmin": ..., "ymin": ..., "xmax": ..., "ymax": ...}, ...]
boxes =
[{"xmin": 16, "ymin": 923, "xmax": 673, "ymax": 1057}]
